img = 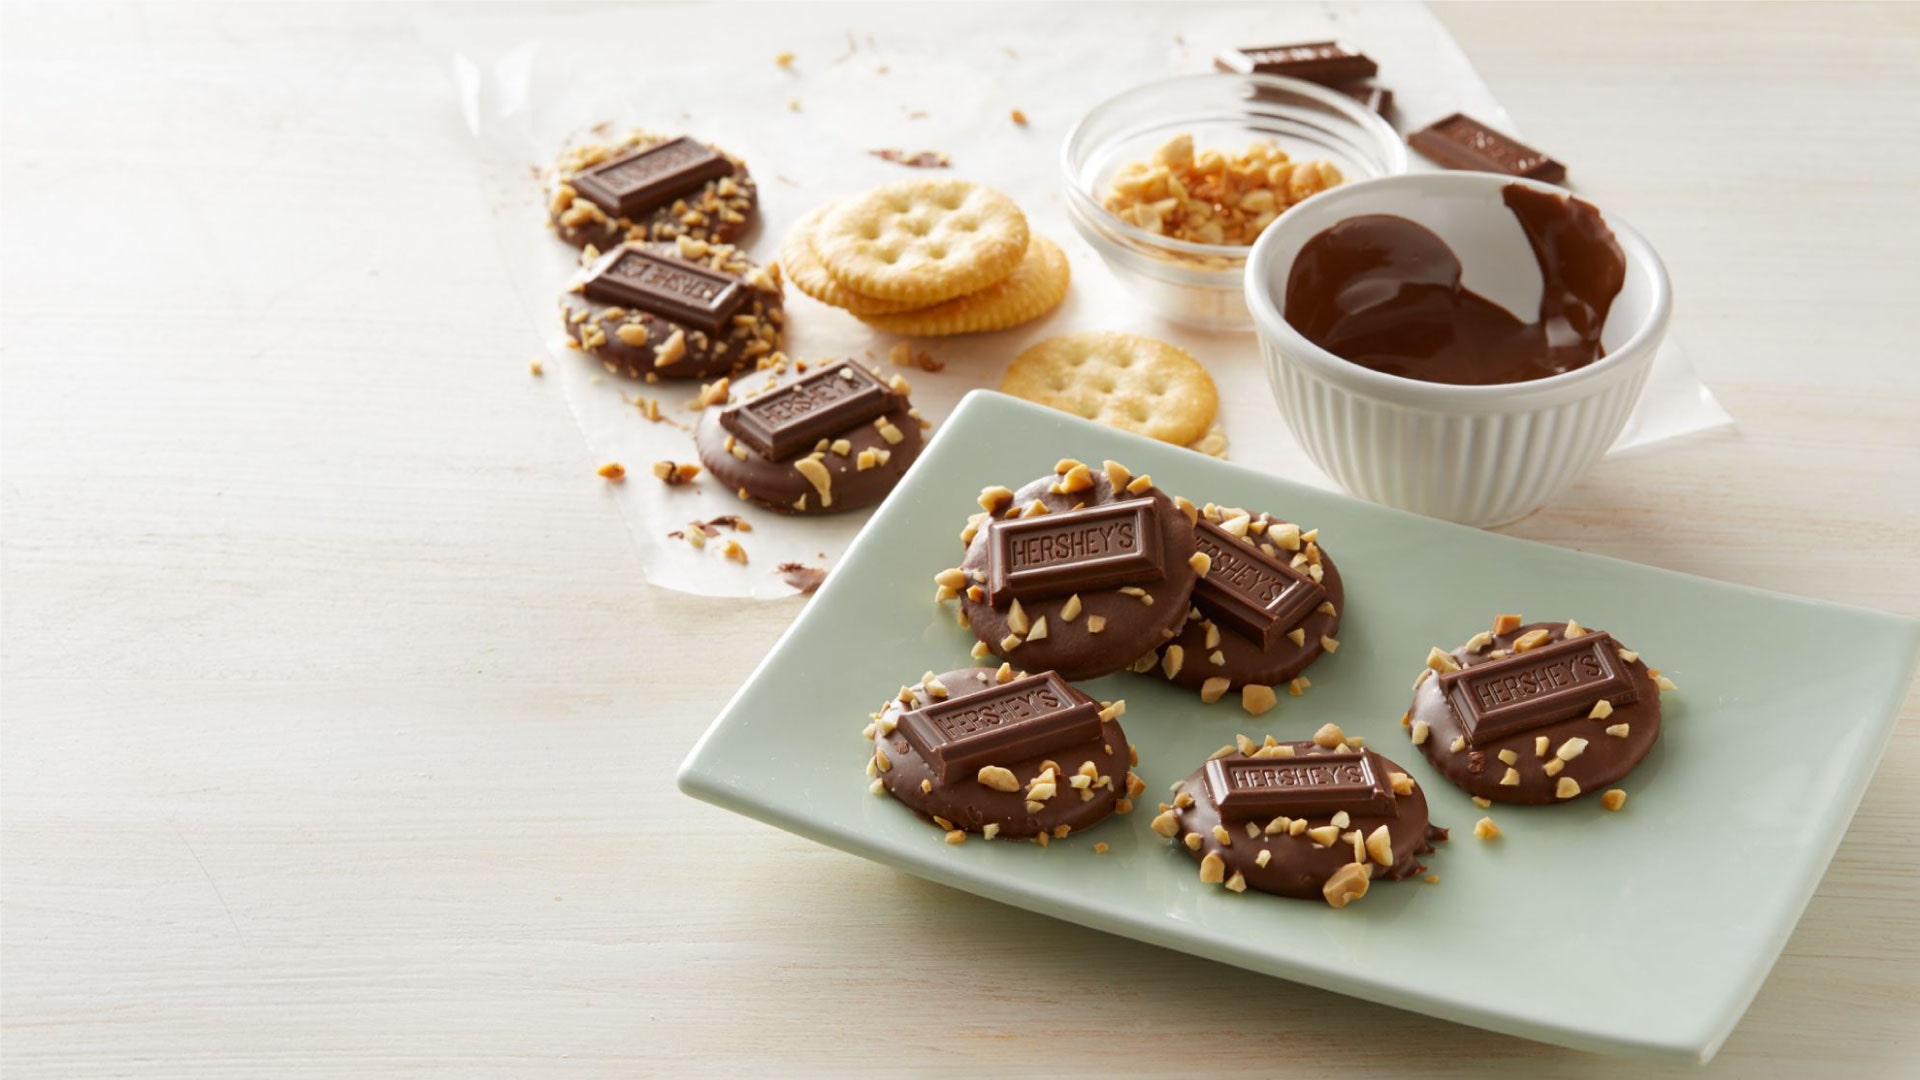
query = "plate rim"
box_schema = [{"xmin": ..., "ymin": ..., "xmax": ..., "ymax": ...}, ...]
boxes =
[{"xmin": 678, "ymin": 389, "xmax": 1920, "ymax": 1063}]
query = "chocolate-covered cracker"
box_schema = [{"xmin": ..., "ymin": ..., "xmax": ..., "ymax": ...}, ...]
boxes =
[
  {"xmin": 547, "ymin": 129, "xmax": 759, "ymax": 250},
  {"xmin": 694, "ymin": 359, "xmax": 925, "ymax": 515},
  {"xmin": 866, "ymin": 666, "xmax": 1142, "ymax": 843},
  {"xmin": 1155, "ymin": 504, "xmax": 1343, "ymax": 708},
  {"xmin": 1405, "ymin": 617, "xmax": 1669, "ymax": 805},
  {"xmin": 1155, "ymin": 727, "xmax": 1444, "ymax": 905},
  {"xmin": 941, "ymin": 459, "xmax": 1200, "ymax": 682},
  {"xmin": 561, "ymin": 239, "xmax": 784, "ymax": 381}
]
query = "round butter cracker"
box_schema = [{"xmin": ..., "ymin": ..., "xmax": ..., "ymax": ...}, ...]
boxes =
[
  {"xmin": 1000, "ymin": 331, "xmax": 1218, "ymax": 446},
  {"xmin": 778, "ymin": 204, "xmax": 925, "ymax": 316},
  {"xmin": 857, "ymin": 235, "xmax": 1070, "ymax": 337},
  {"xmin": 814, "ymin": 179, "xmax": 1029, "ymax": 304}
]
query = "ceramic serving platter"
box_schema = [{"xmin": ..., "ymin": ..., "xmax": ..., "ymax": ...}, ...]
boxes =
[{"xmin": 677, "ymin": 391, "xmax": 1919, "ymax": 1062}]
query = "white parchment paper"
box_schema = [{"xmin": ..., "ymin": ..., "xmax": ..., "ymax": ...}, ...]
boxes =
[{"xmin": 429, "ymin": 2, "xmax": 1732, "ymax": 599}]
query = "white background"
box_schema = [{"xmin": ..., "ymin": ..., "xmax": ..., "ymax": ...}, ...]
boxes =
[{"xmin": 3, "ymin": 2, "xmax": 1918, "ymax": 1076}]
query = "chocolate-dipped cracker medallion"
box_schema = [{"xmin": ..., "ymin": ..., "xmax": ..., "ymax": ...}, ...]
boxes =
[
  {"xmin": 1157, "ymin": 503, "xmax": 1343, "ymax": 708},
  {"xmin": 695, "ymin": 360, "xmax": 924, "ymax": 515},
  {"xmin": 940, "ymin": 459, "xmax": 1200, "ymax": 681},
  {"xmin": 547, "ymin": 130, "xmax": 759, "ymax": 250},
  {"xmin": 561, "ymin": 239, "xmax": 785, "ymax": 380},
  {"xmin": 1153, "ymin": 725, "xmax": 1444, "ymax": 905},
  {"xmin": 864, "ymin": 667, "xmax": 1142, "ymax": 842},
  {"xmin": 1405, "ymin": 617, "xmax": 1671, "ymax": 805}
]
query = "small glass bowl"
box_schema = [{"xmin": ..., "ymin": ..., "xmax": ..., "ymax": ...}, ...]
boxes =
[{"xmin": 1061, "ymin": 73, "xmax": 1407, "ymax": 332}]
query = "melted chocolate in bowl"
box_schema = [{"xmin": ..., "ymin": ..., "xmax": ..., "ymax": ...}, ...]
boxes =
[{"xmin": 1283, "ymin": 184, "xmax": 1626, "ymax": 386}]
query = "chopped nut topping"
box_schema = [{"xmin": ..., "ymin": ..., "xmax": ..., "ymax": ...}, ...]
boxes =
[
  {"xmin": 873, "ymin": 747, "xmax": 891, "ymax": 772},
  {"xmin": 1242, "ymin": 685, "xmax": 1278, "ymax": 716},
  {"xmin": 1563, "ymin": 619, "xmax": 1587, "ymax": 638},
  {"xmin": 1085, "ymin": 615, "xmax": 1107, "ymax": 633},
  {"xmin": 652, "ymin": 460, "xmax": 702, "ymax": 485},
  {"xmin": 1312, "ymin": 723, "xmax": 1345, "ymax": 749},
  {"xmin": 1199, "ymin": 676, "xmax": 1231, "ymax": 704},
  {"xmin": 1365, "ymin": 825, "xmax": 1393, "ymax": 866},
  {"xmin": 1472, "ymin": 796, "xmax": 1491, "ymax": 808},
  {"xmin": 1425, "ymin": 647, "xmax": 1461, "ymax": 674},
  {"xmin": 1161, "ymin": 645, "xmax": 1184, "ymax": 679},
  {"xmin": 597, "ymin": 462, "xmax": 627, "ymax": 481},
  {"xmin": 1605, "ymin": 723, "xmax": 1630, "ymax": 738},
  {"xmin": 921, "ymin": 779, "xmax": 932, "ymax": 794},
  {"xmin": 1320, "ymin": 635, "xmax": 1339, "ymax": 653},
  {"xmin": 1618, "ymin": 648, "xmax": 1640, "ymax": 664},
  {"xmin": 1389, "ymin": 772, "xmax": 1416, "ymax": 795},
  {"xmin": 1329, "ymin": 810, "xmax": 1350, "ymax": 829},
  {"xmin": 1556, "ymin": 777, "xmax": 1581, "ymax": 799},
  {"xmin": 1601, "ymin": 788, "xmax": 1627, "ymax": 811},
  {"xmin": 983, "ymin": 822, "xmax": 1001, "ymax": 839},
  {"xmin": 1498, "ymin": 749, "xmax": 1518, "ymax": 765},
  {"xmin": 1322, "ymin": 862, "xmax": 1370, "ymax": 908},
  {"xmin": 1513, "ymin": 629, "xmax": 1551, "ymax": 652},
  {"xmin": 1199, "ymin": 851, "xmax": 1226, "ymax": 883},
  {"xmin": 978, "ymin": 485, "xmax": 1014, "ymax": 512},
  {"xmin": 1411, "ymin": 720, "xmax": 1431, "ymax": 746},
  {"xmin": 1534, "ymin": 735, "xmax": 1550, "ymax": 757},
  {"xmin": 1173, "ymin": 496, "xmax": 1199, "ymax": 526},
  {"xmin": 1097, "ymin": 699, "xmax": 1126, "ymax": 722},
  {"xmin": 1464, "ymin": 631, "xmax": 1493, "ymax": 652},
  {"xmin": 1655, "ymin": 674, "xmax": 1678, "ymax": 692},
  {"xmin": 1289, "ymin": 677, "xmax": 1309, "ymax": 696},
  {"xmin": 1493, "ymin": 613, "xmax": 1523, "ymax": 635},
  {"xmin": 1027, "ymin": 616, "xmax": 1049, "ymax": 641},
  {"xmin": 1006, "ymin": 599, "xmax": 1031, "ymax": 636},
  {"xmin": 1263, "ymin": 816, "xmax": 1291, "ymax": 835},
  {"xmin": 1125, "ymin": 474, "xmax": 1154, "ymax": 495},
  {"xmin": 794, "ymin": 456, "xmax": 834, "ymax": 507},
  {"xmin": 1101, "ymin": 460, "xmax": 1131, "ymax": 491},
  {"xmin": 1473, "ymin": 816, "xmax": 1501, "ymax": 840},
  {"xmin": 945, "ymin": 829, "xmax": 966, "ymax": 845},
  {"xmin": 1211, "ymin": 824, "xmax": 1233, "ymax": 847},
  {"xmin": 999, "ymin": 633, "xmax": 1021, "ymax": 652},
  {"xmin": 1057, "ymin": 463, "xmax": 1095, "ymax": 494},
  {"xmin": 1589, "ymin": 699, "xmax": 1615, "ymax": 721},
  {"xmin": 1285, "ymin": 628, "xmax": 1306, "ymax": 647},
  {"xmin": 1149, "ymin": 809, "xmax": 1180, "ymax": 837},
  {"xmin": 1450, "ymin": 736, "xmax": 1467, "ymax": 753},
  {"xmin": 1223, "ymin": 870, "xmax": 1248, "ymax": 893},
  {"xmin": 1499, "ymin": 767, "xmax": 1520, "ymax": 786},
  {"xmin": 1184, "ymin": 831, "xmax": 1204, "ymax": 850},
  {"xmin": 995, "ymin": 662, "xmax": 1014, "ymax": 683},
  {"xmin": 1189, "ymin": 551, "xmax": 1212, "ymax": 576},
  {"xmin": 1307, "ymin": 825, "xmax": 1340, "ymax": 847},
  {"xmin": 977, "ymin": 765, "xmax": 1019, "ymax": 792},
  {"xmin": 1556, "ymin": 737, "xmax": 1589, "ymax": 761}
]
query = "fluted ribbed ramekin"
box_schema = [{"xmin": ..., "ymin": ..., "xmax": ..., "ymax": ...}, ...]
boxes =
[{"xmin": 1245, "ymin": 172, "xmax": 1671, "ymax": 527}]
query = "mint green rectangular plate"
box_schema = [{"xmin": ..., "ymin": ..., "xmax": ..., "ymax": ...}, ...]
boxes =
[{"xmin": 677, "ymin": 392, "xmax": 1919, "ymax": 1063}]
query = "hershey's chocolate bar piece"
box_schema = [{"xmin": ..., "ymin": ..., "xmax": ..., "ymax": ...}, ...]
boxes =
[
  {"xmin": 1340, "ymin": 83, "xmax": 1393, "ymax": 116},
  {"xmin": 1438, "ymin": 633, "xmax": 1639, "ymax": 745},
  {"xmin": 1214, "ymin": 41, "xmax": 1377, "ymax": 85},
  {"xmin": 898, "ymin": 672, "xmax": 1104, "ymax": 786},
  {"xmin": 718, "ymin": 361, "xmax": 895, "ymax": 461},
  {"xmin": 986, "ymin": 498, "xmax": 1163, "ymax": 605},
  {"xmin": 1408, "ymin": 113, "xmax": 1567, "ymax": 184},
  {"xmin": 1204, "ymin": 749, "xmax": 1396, "ymax": 821},
  {"xmin": 583, "ymin": 246, "xmax": 748, "ymax": 335},
  {"xmin": 1190, "ymin": 519, "xmax": 1325, "ymax": 651},
  {"xmin": 570, "ymin": 136, "xmax": 732, "ymax": 218}
]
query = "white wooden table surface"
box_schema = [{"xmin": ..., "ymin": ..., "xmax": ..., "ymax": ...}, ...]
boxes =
[{"xmin": 4, "ymin": 3, "xmax": 1918, "ymax": 1076}]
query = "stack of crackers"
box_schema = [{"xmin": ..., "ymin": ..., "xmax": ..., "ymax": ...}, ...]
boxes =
[{"xmin": 781, "ymin": 178, "xmax": 1070, "ymax": 337}]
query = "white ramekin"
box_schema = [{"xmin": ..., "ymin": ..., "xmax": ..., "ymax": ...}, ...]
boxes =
[{"xmin": 1244, "ymin": 172, "xmax": 1672, "ymax": 527}]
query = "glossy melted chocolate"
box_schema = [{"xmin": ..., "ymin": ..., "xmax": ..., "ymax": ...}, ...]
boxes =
[{"xmin": 1284, "ymin": 184, "xmax": 1626, "ymax": 385}]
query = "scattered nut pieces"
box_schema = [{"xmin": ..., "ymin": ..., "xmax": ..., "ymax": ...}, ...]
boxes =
[
  {"xmin": 1555, "ymin": 777, "xmax": 1582, "ymax": 799},
  {"xmin": 1365, "ymin": 825, "xmax": 1393, "ymax": 866},
  {"xmin": 870, "ymin": 148, "xmax": 951, "ymax": 168},
  {"xmin": 652, "ymin": 460, "xmax": 702, "ymax": 485},
  {"xmin": 1199, "ymin": 850, "xmax": 1226, "ymax": 884},
  {"xmin": 1241, "ymin": 684, "xmax": 1277, "ymax": 716},
  {"xmin": 1473, "ymin": 816, "xmax": 1501, "ymax": 840},
  {"xmin": 1601, "ymin": 788, "xmax": 1628, "ymax": 811},
  {"xmin": 1312, "ymin": 722, "xmax": 1345, "ymax": 749},
  {"xmin": 1589, "ymin": 699, "xmax": 1615, "ymax": 721},
  {"xmin": 1493, "ymin": 613, "xmax": 1523, "ymax": 635},
  {"xmin": 976, "ymin": 765, "xmax": 1019, "ymax": 792},
  {"xmin": 1513, "ymin": 629, "xmax": 1552, "ymax": 652},
  {"xmin": 1010, "ymin": 108, "xmax": 1028, "ymax": 126},
  {"xmin": 1410, "ymin": 720, "xmax": 1430, "ymax": 746},
  {"xmin": 1322, "ymin": 862, "xmax": 1370, "ymax": 909}
]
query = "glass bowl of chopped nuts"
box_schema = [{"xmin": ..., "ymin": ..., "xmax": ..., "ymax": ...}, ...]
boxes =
[{"xmin": 1062, "ymin": 73, "xmax": 1406, "ymax": 331}]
